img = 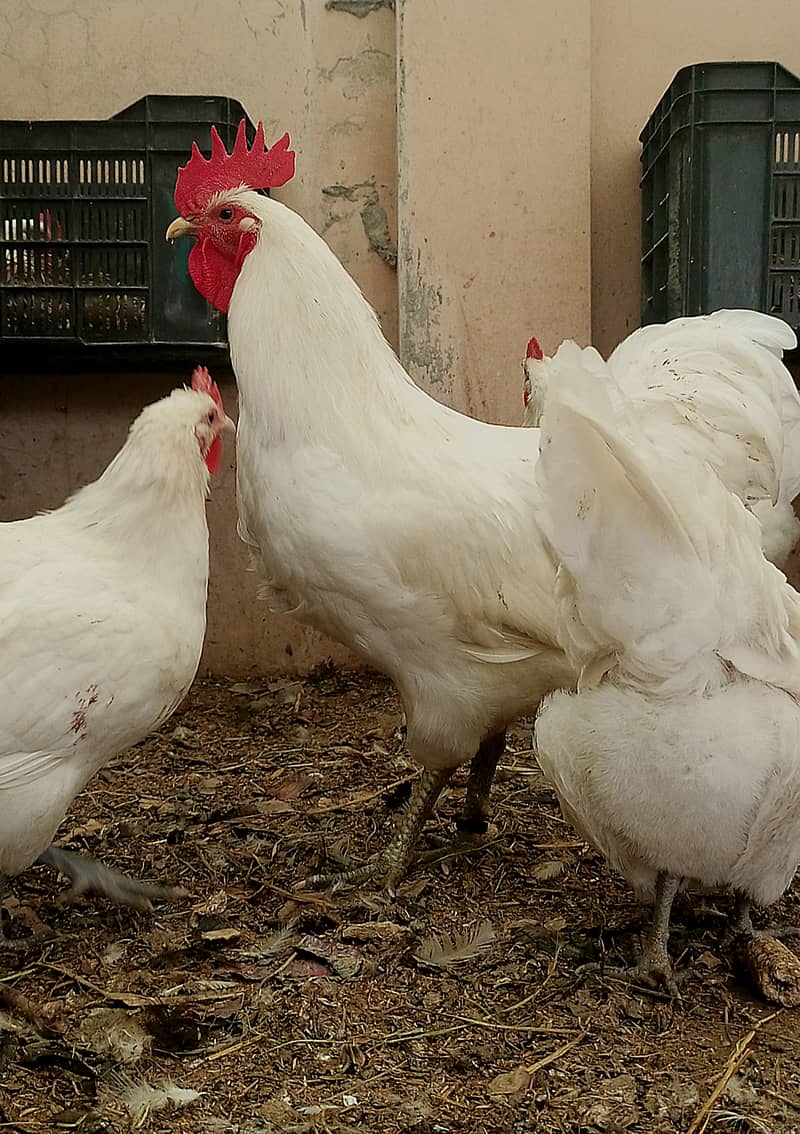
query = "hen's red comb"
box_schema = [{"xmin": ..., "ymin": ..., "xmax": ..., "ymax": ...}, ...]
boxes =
[
  {"xmin": 191, "ymin": 365, "xmax": 224, "ymax": 410},
  {"xmin": 525, "ymin": 336, "xmax": 543, "ymax": 361},
  {"xmin": 174, "ymin": 120, "xmax": 296, "ymax": 216}
]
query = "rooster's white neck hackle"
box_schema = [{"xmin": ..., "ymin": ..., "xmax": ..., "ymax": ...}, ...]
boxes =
[{"xmin": 227, "ymin": 192, "xmax": 427, "ymax": 447}]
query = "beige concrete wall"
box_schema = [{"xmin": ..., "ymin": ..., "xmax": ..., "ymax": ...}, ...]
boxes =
[
  {"xmin": 4, "ymin": 0, "xmax": 800, "ymax": 673},
  {"xmin": 397, "ymin": 0, "xmax": 591, "ymax": 423},
  {"xmin": 591, "ymin": 1, "xmax": 800, "ymax": 356}
]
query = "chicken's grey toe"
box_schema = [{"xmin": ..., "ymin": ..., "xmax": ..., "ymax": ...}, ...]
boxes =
[
  {"xmin": 37, "ymin": 847, "xmax": 188, "ymax": 911},
  {"xmin": 629, "ymin": 954, "xmax": 681, "ymax": 998},
  {"xmin": 307, "ymin": 850, "xmax": 411, "ymax": 894}
]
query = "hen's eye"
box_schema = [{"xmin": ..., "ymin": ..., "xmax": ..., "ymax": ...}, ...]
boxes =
[
  {"xmin": 207, "ymin": 411, "xmax": 216, "ymax": 423},
  {"xmin": 219, "ymin": 207, "xmax": 234, "ymax": 222}
]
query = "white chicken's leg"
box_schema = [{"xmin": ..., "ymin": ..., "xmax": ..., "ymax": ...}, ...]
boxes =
[
  {"xmin": 457, "ymin": 731, "xmax": 506, "ymax": 834},
  {"xmin": 731, "ymin": 891, "xmax": 800, "ymax": 939},
  {"xmin": 631, "ymin": 872, "xmax": 680, "ymax": 993},
  {"xmin": 37, "ymin": 847, "xmax": 188, "ymax": 910},
  {"xmin": 583, "ymin": 872, "xmax": 681, "ymax": 994},
  {"xmin": 308, "ymin": 767, "xmax": 453, "ymax": 893},
  {"xmin": 732, "ymin": 891, "xmax": 800, "ymax": 1006}
]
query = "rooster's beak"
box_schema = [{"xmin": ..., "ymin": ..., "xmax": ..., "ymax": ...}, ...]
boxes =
[{"xmin": 166, "ymin": 216, "xmax": 197, "ymax": 241}]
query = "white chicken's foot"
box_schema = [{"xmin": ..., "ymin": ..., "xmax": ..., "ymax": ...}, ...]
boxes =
[
  {"xmin": 580, "ymin": 873, "xmax": 681, "ymax": 996},
  {"xmin": 37, "ymin": 846, "xmax": 189, "ymax": 911},
  {"xmin": 730, "ymin": 891, "xmax": 800, "ymax": 940},
  {"xmin": 456, "ymin": 730, "xmax": 506, "ymax": 835},
  {"xmin": 628, "ymin": 873, "xmax": 681, "ymax": 995},
  {"xmin": 306, "ymin": 767, "xmax": 453, "ymax": 893},
  {"xmin": 0, "ymin": 881, "xmax": 33, "ymax": 951}
]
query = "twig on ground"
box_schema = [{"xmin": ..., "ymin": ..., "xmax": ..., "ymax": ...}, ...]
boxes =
[{"xmin": 687, "ymin": 1011, "xmax": 781, "ymax": 1134}]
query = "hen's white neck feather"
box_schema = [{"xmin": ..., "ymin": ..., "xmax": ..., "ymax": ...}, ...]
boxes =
[{"xmin": 56, "ymin": 397, "xmax": 211, "ymax": 546}]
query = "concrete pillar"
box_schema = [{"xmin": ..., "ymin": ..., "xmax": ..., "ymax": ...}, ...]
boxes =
[{"xmin": 397, "ymin": 0, "xmax": 591, "ymax": 424}]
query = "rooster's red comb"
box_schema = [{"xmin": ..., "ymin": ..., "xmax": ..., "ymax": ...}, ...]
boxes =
[
  {"xmin": 191, "ymin": 365, "xmax": 224, "ymax": 410},
  {"xmin": 174, "ymin": 120, "xmax": 296, "ymax": 216},
  {"xmin": 525, "ymin": 336, "xmax": 544, "ymax": 361}
]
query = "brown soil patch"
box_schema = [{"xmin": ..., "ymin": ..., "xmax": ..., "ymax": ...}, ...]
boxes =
[{"xmin": 1, "ymin": 668, "xmax": 798, "ymax": 1133}]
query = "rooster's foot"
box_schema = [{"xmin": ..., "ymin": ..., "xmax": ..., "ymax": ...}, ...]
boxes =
[
  {"xmin": 306, "ymin": 854, "xmax": 396, "ymax": 894},
  {"xmin": 37, "ymin": 846, "xmax": 188, "ymax": 911},
  {"xmin": 455, "ymin": 730, "xmax": 506, "ymax": 835},
  {"xmin": 306, "ymin": 767, "xmax": 453, "ymax": 894}
]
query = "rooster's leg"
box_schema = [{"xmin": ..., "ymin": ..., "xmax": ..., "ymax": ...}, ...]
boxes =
[
  {"xmin": 37, "ymin": 846, "xmax": 188, "ymax": 911},
  {"xmin": 457, "ymin": 730, "xmax": 506, "ymax": 834},
  {"xmin": 307, "ymin": 767, "xmax": 453, "ymax": 893}
]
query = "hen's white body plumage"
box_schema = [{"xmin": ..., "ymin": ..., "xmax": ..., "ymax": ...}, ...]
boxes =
[
  {"xmin": 524, "ymin": 310, "xmax": 800, "ymax": 567},
  {"xmin": 0, "ymin": 390, "xmax": 214, "ymax": 879},
  {"xmin": 533, "ymin": 356, "xmax": 800, "ymax": 910}
]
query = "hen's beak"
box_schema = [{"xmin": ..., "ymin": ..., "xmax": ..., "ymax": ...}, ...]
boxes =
[
  {"xmin": 166, "ymin": 216, "xmax": 197, "ymax": 241},
  {"xmin": 221, "ymin": 413, "xmax": 236, "ymax": 435}
]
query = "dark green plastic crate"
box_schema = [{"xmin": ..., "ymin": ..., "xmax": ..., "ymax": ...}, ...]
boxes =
[
  {"xmin": 640, "ymin": 61, "xmax": 800, "ymax": 332},
  {"xmin": 0, "ymin": 95, "xmax": 253, "ymax": 358}
]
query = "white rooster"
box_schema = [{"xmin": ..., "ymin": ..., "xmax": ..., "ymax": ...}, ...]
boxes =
[
  {"xmin": 166, "ymin": 123, "xmax": 800, "ymax": 891},
  {"xmin": 533, "ymin": 354, "xmax": 800, "ymax": 992},
  {"xmin": 522, "ymin": 311, "xmax": 800, "ymax": 568},
  {"xmin": 0, "ymin": 368, "xmax": 233, "ymax": 944},
  {"xmin": 166, "ymin": 125, "xmax": 575, "ymax": 889}
]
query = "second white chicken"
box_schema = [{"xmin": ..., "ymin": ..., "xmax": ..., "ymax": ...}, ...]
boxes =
[
  {"xmin": 0, "ymin": 367, "xmax": 233, "ymax": 943},
  {"xmin": 522, "ymin": 310, "xmax": 800, "ymax": 568},
  {"xmin": 532, "ymin": 349, "xmax": 800, "ymax": 991}
]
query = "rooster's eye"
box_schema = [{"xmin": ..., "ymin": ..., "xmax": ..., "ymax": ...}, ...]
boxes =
[{"xmin": 219, "ymin": 207, "xmax": 234, "ymax": 222}]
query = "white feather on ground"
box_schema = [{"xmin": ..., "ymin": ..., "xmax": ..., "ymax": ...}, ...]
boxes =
[{"xmin": 106, "ymin": 1075, "xmax": 201, "ymax": 1122}]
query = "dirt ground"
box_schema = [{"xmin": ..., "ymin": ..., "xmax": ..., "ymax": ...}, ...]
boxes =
[{"xmin": 0, "ymin": 667, "xmax": 798, "ymax": 1134}]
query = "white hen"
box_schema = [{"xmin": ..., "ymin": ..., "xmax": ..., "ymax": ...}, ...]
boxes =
[
  {"xmin": 523, "ymin": 311, "xmax": 800, "ymax": 568},
  {"xmin": 0, "ymin": 369, "xmax": 233, "ymax": 943},
  {"xmin": 532, "ymin": 353, "xmax": 800, "ymax": 990}
]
